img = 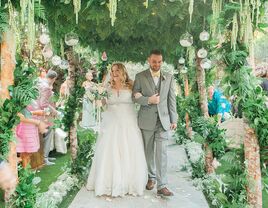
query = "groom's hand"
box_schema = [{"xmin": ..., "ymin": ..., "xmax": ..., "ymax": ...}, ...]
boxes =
[
  {"xmin": 170, "ymin": 123, "xmax": 177, "ymax": 130},
  {"xmin": 148, "ymin": 93, "xmax": 160, "ymax": 104}
]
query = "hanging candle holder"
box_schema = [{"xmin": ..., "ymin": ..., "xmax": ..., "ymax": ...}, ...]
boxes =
[
  {"xmin": 200, "ymin": 58, "xmax": 212, "ymax": 69},
  {"xmin": 42, "ymin": 45, "xmax": 53, "ymax": 59},
  {"xmin": 39, "ymin": 34, "xmax": 50, "ymax": 45},
  {"xmin": 59, "ymin": 60, "xmax": 69, "ymax": 69},
  {"xmin": 179, "ymin": 32, "xmax": 193, "ymax": 47},
  {"xmin": 197, "ymin": 48, "xmax": 208, "ymax": 58},
  {"xmin": 199, "ymin": 30, "xmax": 210, "ymax": 41},
  {"xmin": 178, "ymin": 57, "xmax": 185, "ymax": 65},
  {"xmin": 51, "ymin": 55, "xmax": 62, "ymax": 66},
  {"xmin": 65, "ymin": 32, "xmax": 79, "ymax": 46}
]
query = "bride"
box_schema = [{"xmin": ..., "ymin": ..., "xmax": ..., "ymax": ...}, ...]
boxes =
[{"xmin": 86, "ymin": 63, "xmax": 148, "ymax": 197}]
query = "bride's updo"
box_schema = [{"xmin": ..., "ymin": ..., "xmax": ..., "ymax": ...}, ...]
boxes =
[{"xmin": 110, "ymin": 63, "xmax": 133, "ymax": 90}]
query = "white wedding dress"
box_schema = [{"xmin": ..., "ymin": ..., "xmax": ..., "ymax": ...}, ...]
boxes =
[{"xmin": 86, "ymin": 89, "xmax": 148, "ymax": 197}]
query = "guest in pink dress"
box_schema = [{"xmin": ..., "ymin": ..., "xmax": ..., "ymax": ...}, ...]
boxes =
[{"xmin": 16, "ymin": 102, "xmax": 48, "ymax": 168}]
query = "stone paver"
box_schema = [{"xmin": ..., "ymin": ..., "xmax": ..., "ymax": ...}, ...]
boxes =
[{"xmin": 69, "ymin": 143, "xmax": 209, "ymax": 208}]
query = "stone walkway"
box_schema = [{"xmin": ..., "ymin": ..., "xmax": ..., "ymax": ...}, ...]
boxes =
[{"xmin": 69, "ymin": 143, "xmax": 209, "ymax": 208}]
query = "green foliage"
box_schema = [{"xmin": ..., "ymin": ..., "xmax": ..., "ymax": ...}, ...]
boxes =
[
  {"xmin": 175, "ymin": 93, "xmax": 202, "ymax": 144},
  {"xmin": 0, "ymin": 7, "xmax": 9, "ymax": 43},
  {"xmin": 191, "ymin": 117, "xmax": 227, "ymax": 158},
  {"xmin": 0, "ymin": 61, "xmax": 38, "ymax": 158},
  {"xmin": 191, "ymin": 158, "xmax": 206, "ymax": 179},
  {"xmin": 6, "ymin": 166, "xmax": 39, "ymax": 208},
  {"xmin": 42, "ymin": 0, "xmax": 212, "ymax": 63},
  {"xmin": 70, "ymin": 128, "xmax": 96, "ymax": 184},
  {"xmin": 62, "ymin": 69, "xmax": 85, "ymax": 132}
]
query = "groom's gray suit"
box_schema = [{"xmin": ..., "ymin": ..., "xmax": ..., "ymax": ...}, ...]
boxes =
[{"xmin": 133, "ymin": 69, "xmax": 177, "ymax": 190}]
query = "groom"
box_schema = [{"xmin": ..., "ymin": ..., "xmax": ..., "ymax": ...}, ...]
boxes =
[{"xmin": 133, "ymin": 49, "xmax": 178, "ymax": 196}]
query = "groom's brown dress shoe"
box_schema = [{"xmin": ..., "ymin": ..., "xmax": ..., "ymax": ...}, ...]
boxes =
[
  {"xmin": 146, "ymin": 180, "xmax": 155, "ymax": 190},
  {"xmin": 157, "ymin": 187, "xmax": 174, "ymax": 197}
]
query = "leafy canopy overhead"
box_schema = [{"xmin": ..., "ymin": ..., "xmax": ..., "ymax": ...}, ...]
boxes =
[{"xmin": 42, "ymin": 0, "xmax": 211, "ymax": 63}]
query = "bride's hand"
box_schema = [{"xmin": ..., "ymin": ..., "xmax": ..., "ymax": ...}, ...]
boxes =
[{"xmin": 134, "ymin": 92, "xmax": 143, "ymax": 99}]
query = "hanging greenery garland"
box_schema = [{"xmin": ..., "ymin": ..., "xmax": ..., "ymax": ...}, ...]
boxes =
[
  {"xmin": 210, "ymin": 0, "xmax": 222, "ymax": 39},
  {"xmin": 27, "ymin": 0, "xmax": 35, "ymax": 60},
  {"xmin": 189, "ymin": 0, "xmax": 194, "ymax": 23},
  {"xmin": 144, "ymin": 0, "xmax": 149, "ymax": 8},
  {"xmin": 231, "ymin": 13, "xmax": 238, "ymax": 50},
  {"xmin": 109, "ymin": 0, "xmax": 118, "ymax": 26},
  {"xmin": 73, "ymin": 0, "xmax": 81, "ymax": 24},
  {"xmin": 20, "ymin": 0, "xmax": 27, "ymax": 26}
]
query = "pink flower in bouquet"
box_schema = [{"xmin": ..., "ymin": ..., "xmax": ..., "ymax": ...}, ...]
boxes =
[{"xmin": 101, "ymin": 51, "xmax": 108, "ymax": 61}]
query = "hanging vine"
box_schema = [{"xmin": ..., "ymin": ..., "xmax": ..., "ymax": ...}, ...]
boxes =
[
  {"xmin": 231, "ymin": 13, "xmax": 238, "ymax": 50},
  {"xmin": 109, "ymin": 0, "xmax": 118, "ymax": 26},
  {"xmin": 27, "ymin": 0, "xmax": 35, "ymax": 60},
  {"xmin": 189, "ymin": 0, "xmax": 194, "ymax": 23},
  {"xmin": 73, "ymin": 0, "xmax": 81, "ymax": 24}
]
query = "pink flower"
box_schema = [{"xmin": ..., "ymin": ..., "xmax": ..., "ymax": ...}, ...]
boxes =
[{"xmin": 101, "ymin": 51, "xmax": 108, "ymax": 61}]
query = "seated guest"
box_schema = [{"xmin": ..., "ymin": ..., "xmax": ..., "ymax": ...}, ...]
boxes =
[{"xmin": 208, "ymin": 86, "xmax": 231, "ymax": 124}]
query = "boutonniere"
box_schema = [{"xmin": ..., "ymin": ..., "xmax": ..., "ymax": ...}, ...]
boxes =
[{"xmin": 161, "ymin": 73, "xmax": 166, "ymax": 81}]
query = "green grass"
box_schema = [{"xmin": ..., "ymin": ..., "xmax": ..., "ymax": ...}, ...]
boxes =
[
  {"xmin": 36, "ymin": 150, "xmax": 71, "ymax": 193},
  {"xmin": 263, "ymin": 177, "xmax": 268, "ymax": 208}
]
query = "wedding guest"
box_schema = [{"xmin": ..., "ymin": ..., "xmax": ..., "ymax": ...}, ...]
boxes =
[
  {"xmin": 37, "ymin": 70, "xmax": 58, "ymax": 165},
  {"xmin": 261, "ymin": 72, "xmax": 268, "ymax": 93},
  {"xmin": 208, "ymin": 86, "xmax": 231, "ymax": 124},
  {"xmin": 37, "ymin": 67, "xmax": 47, "ymax": 85},
  {"xmin": 80, "ymin": 71, "xmax": 97, "ymax": 128},
  {"xmin": 16, "ymin": 101, "xmax": 49, "ymax": 168},
  {"xmin": 57, "ymin": 76, "xmax": 70, "ymax": 107}
]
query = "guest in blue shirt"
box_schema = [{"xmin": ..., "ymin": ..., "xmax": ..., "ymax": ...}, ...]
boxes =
[{"xmin": 208, "ymin": 86, "xmax": 231, "ymax": 124}]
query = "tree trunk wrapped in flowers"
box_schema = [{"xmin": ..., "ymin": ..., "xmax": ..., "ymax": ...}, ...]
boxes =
[{"xmin": 244, "ymin": 121, "xmax": 262, "ymax": 208}]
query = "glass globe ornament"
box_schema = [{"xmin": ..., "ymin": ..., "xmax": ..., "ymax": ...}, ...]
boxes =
[
  {"xmin": 199, "ymin": 30, "xmax": 210, "ymax": 41},
  {"xmin": 179, "ymin": 32, "xmax": 193, "ymax": 47},
  {"xmin": 59, "ymin": 60, "xmax": 69, "ymax": 69},
  {"xmin": 65, "ymin": 33, "xmax": 79, "ymax": 46},
  {"xmin": 39, "ymin": 34, "xmax": 50, "ymax": 45},
  {"xmin": 200, "ymin": 58, "xmax": 212, "ymax": 69},
  {"xmin": 197, "ymin": 48, "xmax": 208, "ymax": 58},
  {"xmin": 51, "ymin": 55, "xmax": 62, "ymax": 66},
  {"xmin": 178, "ymin": 57, "xmax": 185, "ymax": 65},
  {"xmin": 42, "ymin": 46, "xmax": 53, "ymax": 59}
]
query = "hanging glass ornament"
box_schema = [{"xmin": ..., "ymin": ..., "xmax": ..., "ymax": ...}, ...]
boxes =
[
  {"xmin": 42, "ymin": 46, "xmax": 53, "ymax": 59},
  {"xmin": 180, "ymin": 66, "xmax": 188, "ymax": 74},
  {"xmin": 197, "ymin": 48, "xmax": 208, "ymax": 58},
  {"xmin": 51, "ymin": 55, "xmax": 62, "ymax": 66},
  {"xmin": 200, "ymin": 58, "xmax": 212, "ymax": 69},
  {"xmin": 199, "ymin": 30, "xmax": 210, "ymax": 41},
  {"xmin": 179, "ymin": 32, "xmax": 193, "ymax": 47},
  {"xmin": 59, "ymin": 60, "xmax": 69, "ymax": 69},
  {"xmin": 39, "ymin": 34, "xmax": 50, "ymax": 45},
  {"xmin": 178, "ymin": 57, "xmax": 185, "ymax": 65},
  {"xmin": 65, "ymin": 33, "xmax": 79, "ymax": 46}
]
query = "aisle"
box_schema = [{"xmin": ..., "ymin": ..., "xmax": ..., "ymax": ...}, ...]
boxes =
[{"xmin": 69, "ymin": 142, "xmax": 208, "ymax": 208}]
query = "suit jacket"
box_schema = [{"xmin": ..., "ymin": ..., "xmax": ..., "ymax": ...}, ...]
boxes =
[{"xmin": 133, "ymin": 69, "xmax": 178, "ymax": 131}]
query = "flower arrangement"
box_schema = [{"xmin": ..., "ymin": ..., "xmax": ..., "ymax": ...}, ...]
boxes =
[{"xmin": 35, "ymin": 171, "xmax": 79, "ymax": 208}]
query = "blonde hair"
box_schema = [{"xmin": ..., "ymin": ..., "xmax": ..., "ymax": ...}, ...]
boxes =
[{"xmin": 110, "ymin": 63, "xmax": 133, "ymax": 90}]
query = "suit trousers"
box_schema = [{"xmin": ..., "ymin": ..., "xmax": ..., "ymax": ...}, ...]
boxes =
[
  {"xmin": 141, "ymin": 118, "xmax": 168, "ymax": 190},
  {"xmin": 43, "ymin": 128, "xmax": 54, "ymax": 158}
]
